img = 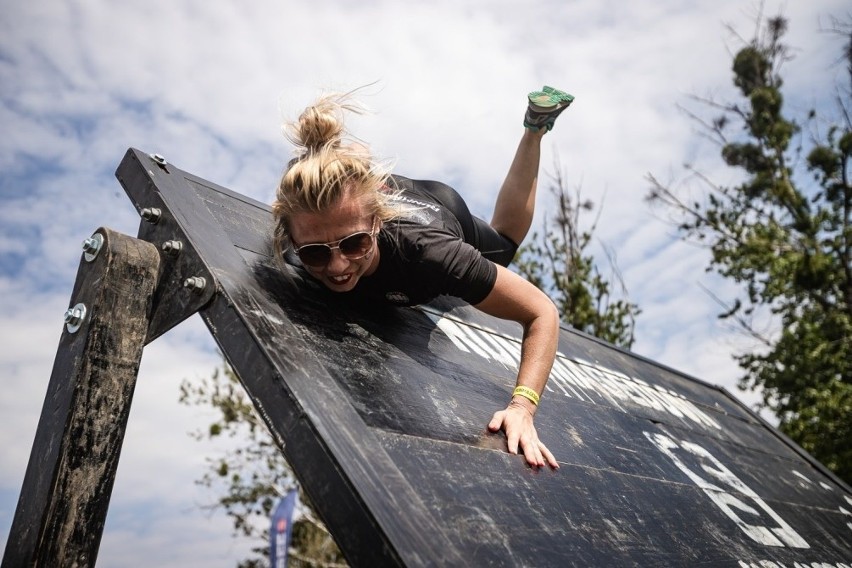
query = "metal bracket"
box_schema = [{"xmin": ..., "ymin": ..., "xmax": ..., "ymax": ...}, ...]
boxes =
[{"xmin": 117, "ymin": 151, "xmax": 216, "ymax": 343}]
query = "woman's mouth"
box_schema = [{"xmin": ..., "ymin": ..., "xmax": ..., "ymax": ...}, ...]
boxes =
[{"xmin": 328, "ymin": 274, "xmax": 353, "ymax": 285}]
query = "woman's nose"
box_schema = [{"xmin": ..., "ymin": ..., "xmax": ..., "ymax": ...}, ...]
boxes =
[{"xmin": 326, "ymin": 249, "xmax": 350, "ymax": 272}]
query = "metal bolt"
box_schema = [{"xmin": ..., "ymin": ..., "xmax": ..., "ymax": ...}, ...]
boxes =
[
  {"xmin": 82, "ymin": 233, "xmax": 104, "ymax": 262},
  {"xmin": 183, "ymin": 276, "xmax": 207, "ymax": 293},
  {"xmin": 140, "ymin": 207, "xmax": 162, "ymax": 224},
  {"xmin": 64, "ymin": 303, "xmax": 87, "ymax": 333},
  {"xmin": 162, "ymin": 240, "xmax": 183, "ymax": 255},
  {"xmin": 150, "ymin": 153, "xmax": 168, "ymax": 166}
]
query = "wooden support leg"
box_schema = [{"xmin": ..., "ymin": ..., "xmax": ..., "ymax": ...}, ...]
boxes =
[{"xmin": 2, "ymin": 228, "xmax": 160, "ymax": 568}]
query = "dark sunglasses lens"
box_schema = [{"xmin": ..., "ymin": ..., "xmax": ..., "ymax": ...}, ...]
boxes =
[
  {"xmin": 297, "ymin": 245, "xmax": 331, "ymax": 266},
  {"xmin": 339, "ymin": 232, "xmax": 373, "ymax": 256}
]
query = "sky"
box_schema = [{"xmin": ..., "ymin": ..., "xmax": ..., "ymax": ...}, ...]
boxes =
[{"xmin": 1, "ymin": 0, "xmax": 848, "ymax": 566}]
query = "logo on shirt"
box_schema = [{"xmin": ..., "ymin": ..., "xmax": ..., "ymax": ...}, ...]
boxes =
[
  {"xmin": 385, "ymin": 291, "xmax": 410, "ymax": 305},
  {"xmin": 391, "ymin": 194, "xmax": 441, "ymax": 213}
]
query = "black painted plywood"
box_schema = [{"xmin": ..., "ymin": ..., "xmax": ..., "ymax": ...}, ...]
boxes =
[{"xmin": 117, "ymin": 148, "xmax": 852, "ymax": 567}]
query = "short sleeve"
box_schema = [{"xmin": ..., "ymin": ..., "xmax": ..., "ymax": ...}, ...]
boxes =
[{"xmin": 413, "ymin": 228, "xmax": 498, "ymax": 304}]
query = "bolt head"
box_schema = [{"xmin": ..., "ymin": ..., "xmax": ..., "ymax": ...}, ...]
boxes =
[
  {"xmin": 141, "ymin": 207, "xmax": 162, "ymax": 223},
  {"xmin": 162, "ymin": 240, "xmax": 183, "ymax": 255},
  {"xmin": 81, "ymin": 233, "xmax": 104, "ymax": 262},
  {"xmin": 183, "ymin": 276, "xmax": 207, "ymax": 292},
  {"xmin": 64, "ymin": 303, "xmax": 87, "ymax": 333}
]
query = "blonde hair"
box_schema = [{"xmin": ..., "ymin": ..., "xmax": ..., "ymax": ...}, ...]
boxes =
[{"xmin": 272, "ymin": 91, "xmax": 400, "ymax": 263}]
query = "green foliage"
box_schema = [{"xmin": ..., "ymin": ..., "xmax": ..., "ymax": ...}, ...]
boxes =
[
  {"xmin": 179, "ymin": 364, "xmax": 347, "ymax": 567},
  {"xmin": 647, "ymin": 14, "xmax": 851, "ymax": 482},
  {"xmin": 515, "ymin": 165, "xmax": 641, "ymax": 349}
]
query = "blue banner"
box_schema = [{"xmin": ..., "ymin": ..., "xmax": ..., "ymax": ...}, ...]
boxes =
[{"xmin": 270, "ymin": 488, "xmax": 298, "ymax": 568}]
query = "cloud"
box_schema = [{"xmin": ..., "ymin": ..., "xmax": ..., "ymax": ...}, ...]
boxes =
[{"xmin": 1, "ymin": 0, "xmax": 845, "ymax": 563}]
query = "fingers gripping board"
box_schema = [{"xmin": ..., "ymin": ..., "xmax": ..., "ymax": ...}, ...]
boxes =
[{"xmin": 117, "ymin": 148, "xmax": 852, "ymax": 567}]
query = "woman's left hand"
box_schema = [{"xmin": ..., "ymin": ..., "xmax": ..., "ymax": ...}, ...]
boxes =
[{"xmin": 488, "ymin": 403, "xmax": 559, "ymax": 469}]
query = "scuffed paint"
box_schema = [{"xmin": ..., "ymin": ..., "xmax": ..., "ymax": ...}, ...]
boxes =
[
  {"xmin": 424, "ymin": 310, "xmax": 720, "ymax": 430},
  {"xmin": 792, "ymin": 471, "xmax": 813, "ymax": 484},
  {"xmin": 841, "ymin": 505, "xmax": 852, "ymax": 532},
  {"xmin": 248, "ymin": 308, "xmax": 285, "ymax": 326},
  {"xmin": 739, "ymin": 562, "xmax": 851, "ymax": 568},
  {"xmin": 645, "ymin": 431, "xmax": 809, "ymax": 549}
]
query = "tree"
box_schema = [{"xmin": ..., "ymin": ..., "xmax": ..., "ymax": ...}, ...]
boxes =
[
  {"xmin": 515, "ymin": 160, "xmax": 641, "ymax": 349},
  {"xmin": 646, "ymin": 13, "xmax": 851, "ymax": 482},
  {"xmin": 178, "ymin": 366, "xmax": 346, "ymax": 568}
]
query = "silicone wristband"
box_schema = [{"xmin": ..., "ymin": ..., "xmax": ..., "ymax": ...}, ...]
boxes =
[{"xmin": 512, "ymin": 385, "xmax": 540, "ymax": 406}]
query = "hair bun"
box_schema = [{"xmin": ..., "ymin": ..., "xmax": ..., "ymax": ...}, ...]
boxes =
[
  {"xmin": 297, "ymin": 97, "xmax": 344, "ymax": 151},
  {"xmin": 287, "ymin": 93, "xmax": 362, "ymax": 155}
]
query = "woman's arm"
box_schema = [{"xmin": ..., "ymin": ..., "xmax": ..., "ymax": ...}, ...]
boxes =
[{"xmin": 474, "ymin": 264, "xmax": 560, "ymax": 469}]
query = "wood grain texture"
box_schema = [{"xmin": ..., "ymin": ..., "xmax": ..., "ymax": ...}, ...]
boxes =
[{"xmin": 3, "ymin": 228, "xmax": 159, "ymax": 568}]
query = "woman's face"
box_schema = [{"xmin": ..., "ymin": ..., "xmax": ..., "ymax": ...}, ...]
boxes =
[{"xmin": 288, "ymin": 194, "xmax": 380, "ymax": 293}]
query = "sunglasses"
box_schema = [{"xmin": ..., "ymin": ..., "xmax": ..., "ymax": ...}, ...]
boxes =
[{"xmin": 292, "ymin": 218, "xmax": 379, "ymax": 267}]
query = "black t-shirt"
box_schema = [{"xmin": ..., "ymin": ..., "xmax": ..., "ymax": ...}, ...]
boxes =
[{"xmin": 346, "ymin": 177, "xmax": 498, "ymax": 306}]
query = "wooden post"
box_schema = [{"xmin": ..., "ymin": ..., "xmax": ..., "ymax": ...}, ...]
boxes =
[{"xmin": 2, "ymin": 228, "xmax": 160, "ymax": 568}]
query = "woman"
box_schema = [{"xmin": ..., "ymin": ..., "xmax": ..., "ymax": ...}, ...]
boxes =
[{"xmin": 272, "ymin": 86, "xmax": 573, "ymax": 469}]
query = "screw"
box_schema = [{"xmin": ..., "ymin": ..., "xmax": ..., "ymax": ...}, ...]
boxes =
[
  {"xmin": 82, "ymin": 233, "xmax": 104, "ymax": 262},
  {"xmin": 140, "ymin": 207, "xmax": 162, "ymax": 224},
  {"xmin": 150, "ymin": 153, "xmax": 168, "ymax": 166},
  {"xmin": 183, "ymin": 276, "xmax": 207, "ymax": 293},
  {"xmin": 64, "ymin": 303, "xmax": 87, "ymax": 333},
  {"xmin": 162, "ymin": 240, "xmax": 183, "ymax": 255}
]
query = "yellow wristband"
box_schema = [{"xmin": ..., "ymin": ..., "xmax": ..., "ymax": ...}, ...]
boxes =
[{"xmin": 512, "ymin": 386, "xmax": 540, "ymax": 406}]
